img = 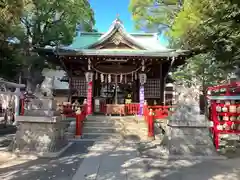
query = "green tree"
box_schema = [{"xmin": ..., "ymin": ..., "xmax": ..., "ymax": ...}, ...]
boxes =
[
  {"xmin": 168, "ymin": 0, "xmax": 240, "ymax": 89},
  {"xmin": 129, "ymin": 0, "xmax": 181, "ymax": 31},
  {"xmin": 0, "ymin": 0, "xmax": 24, "ymax": 39},
  {"xmin": 21, "ymin": 0, "xmax": 95, "ymax": 46},
  {"xmin": 170, "ymin": 0, "xmax": 240, "ymax": 67},
  {"xmin": 171, "ymin": 54, "xmax": 230, "ymax": 87},
  {"xmin": 0, "ymin": 0, "xmax": 25, "ymax": 80},
  {"xmin": 1, "ymin": 0, "xmax": 95, "ymax": 84},
  {"xmin": 129, "ymin": 0, "xmax": 239, "ymax": 89},
  {"xmin": 17, "ymin": 0, "xmax": 95, "ymax": 90}
]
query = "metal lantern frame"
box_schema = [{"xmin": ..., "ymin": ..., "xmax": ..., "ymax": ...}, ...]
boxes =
[
  {"xmin": 85, "ymin": 71, "xmax": 94, "ymax": 83},
  {"xmin": 139, "ymin": 73, "xmax": 147, "ymax": 85}
]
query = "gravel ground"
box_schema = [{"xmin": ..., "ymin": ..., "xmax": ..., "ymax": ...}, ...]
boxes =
[{"xmin": 0, "ymin": 141, "xmax": 95, "ymax": 180}]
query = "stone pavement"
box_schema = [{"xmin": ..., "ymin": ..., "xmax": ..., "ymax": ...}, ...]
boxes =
[
  {"xmin": 72, "ymin": 136, "xmax": 240, "ymax": 180},
  {"xmin": 72, "ymin": 137, "xmax": 146, "ymax": 180},
  {"xmin": 1, "ymin": 137, "xmax": 240, "ymax": 180},
  {"xmin": 0, "ymin": 141, "xmax": 95, "ymax": 180},
  {"xmin": 1, "ymin": 131, "xmax": 240, "ymax": 180},
  {"xmin": 136, "ymin": 139, "xmax": 240, "ymax": 180}
]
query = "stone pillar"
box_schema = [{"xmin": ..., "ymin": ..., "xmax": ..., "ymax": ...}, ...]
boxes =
[
  {"xmin": 85, "ymin": 71, "xmax": 93, "ymax": 115},
  {"xmin": 167, "ymin": 105, "xmax": 221, "ymax": 159},
  {"xmin": 139, "ymin": 73, "xmax": 147, "ymax": 115},
  {"xmin": 14, "ymin": 88, "xmax": 21, "ymax": 116}
]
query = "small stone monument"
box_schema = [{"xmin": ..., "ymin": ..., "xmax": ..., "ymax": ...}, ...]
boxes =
[
  {"xmin": 11, "ymin": 76, "xmax": 70, "ymax": 157},
  {"xmin": 167, "ymin": 85, "xmax": 222, "ymax": 159}
]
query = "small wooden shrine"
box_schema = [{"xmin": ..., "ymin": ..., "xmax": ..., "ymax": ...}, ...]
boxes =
[{"xmin": 37, "ymin": 18, "xmax": 191, "ymax": 115}]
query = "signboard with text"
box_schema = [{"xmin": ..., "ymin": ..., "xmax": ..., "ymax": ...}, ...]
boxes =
[
  {"xmin": 139, "ymin": 85, "xmax": 144, "ymax": 115},
  {"xmin": 87, "ymin": 81, "xmax": 93, "ymax": 115}
]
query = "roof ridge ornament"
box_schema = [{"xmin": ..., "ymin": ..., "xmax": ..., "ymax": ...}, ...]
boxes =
[{"xmin": 114, "ymin": 13, "xmax": 123, "ymax": 25}]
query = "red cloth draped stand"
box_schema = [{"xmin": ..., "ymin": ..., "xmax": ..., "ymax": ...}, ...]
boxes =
[
  {"xmin": 75, "ymin": 104, "xmax": 87, "ymax": 137},
  {"xmin": 143, "ymin": 105, "xmax": 174, "ymax": 139}
]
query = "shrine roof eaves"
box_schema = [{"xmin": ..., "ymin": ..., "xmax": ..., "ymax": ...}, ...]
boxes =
[{"xmin": 56, "ymin": 48, "xmax": 189, "ymax": 57}]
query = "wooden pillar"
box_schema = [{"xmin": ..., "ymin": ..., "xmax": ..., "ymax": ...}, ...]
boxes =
[
  {"xmin": 134, "ymin": 80, "xmax": 139, "ymax": 102},
  {"xmin": 68, "ymin": 76, "xmax": 72, "ymax": 102},
  {"xmin": 160, "ymin": 63, "xmax": 164, "ymax": 105},
  {"xmin": 67, "ymin": 66, "xmax": 73, "ymax": 102}
]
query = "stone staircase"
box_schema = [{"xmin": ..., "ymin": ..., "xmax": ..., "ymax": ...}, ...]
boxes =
[
  {"xmin": 66, "ymin": 115, "xmax": 123, "ymax": 141},
  {"xmin": 80, "ymin": 115, "xmax": 123, "ymax": 141},
  {"xmin": 66, "ymin": 115, "xmax": 150, "ymax": 142}
]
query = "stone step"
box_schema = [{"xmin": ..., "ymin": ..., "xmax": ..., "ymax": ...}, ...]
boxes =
[
  {"xmin": 82, "ymin": 127, "xmax": 118, "ymax": 133},
  {"xmin": 85, "ymin": 119, "xmax": 112, "ymax": 123},
  {"xmin": 82, "ymin": 132, "xmax": 117, "ymax": 136},
  {"xmin": 65, "ymin": 132, "xmax": 75, "ymax": 139},
  {"xmin": 86, "ymin": 115, "xmax": 111, "ymax": 121},
  {"xmin": 83, "ymin": 122, "xmax": 121, "ymax": 128},
  {"xmin": 123, "ymin": 124, "xmax": 147, "ymax": 129},
  {"xmin": 76, "ymin": 134, "xmax": 122, "ymax": 141},
  {"xmin": 84, "ymin": 120, "xmax": 116, "ymax": 125}
]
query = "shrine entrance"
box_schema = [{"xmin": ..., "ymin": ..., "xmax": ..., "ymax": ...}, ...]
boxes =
[
  {"xmin": 99, "ymin": 82, "xmax": 135, "ymax": 104},
  {"xmin": 37, "ymin": 17, "xmax": 190, "ymax": 116}
]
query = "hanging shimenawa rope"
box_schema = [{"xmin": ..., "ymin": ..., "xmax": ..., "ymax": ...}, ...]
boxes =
[{"xmin": 91, "ymin": 66, "xmax": 142, "ymax": 76}]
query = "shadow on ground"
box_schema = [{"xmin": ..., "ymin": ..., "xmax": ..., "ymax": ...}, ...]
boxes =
[
  {"xmin": 1, "ymin": 121, "xmax": 240, "ymax": 180},
  {"xmin": 0, "ymin": 141, "xmax": 95, "ymax": 180},
  {"xmin": 0, "ymin": 125, "xmax": 17, "ymax": 149}
]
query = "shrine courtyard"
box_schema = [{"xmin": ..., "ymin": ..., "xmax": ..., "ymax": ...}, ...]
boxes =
[{"xmin": 0, "ymin": 19, "xmax": 240, "ymax": 180}]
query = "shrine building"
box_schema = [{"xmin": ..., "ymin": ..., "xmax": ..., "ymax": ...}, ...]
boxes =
[{"xmin": 37, "ymin": 18, "xmax": 191, "ymax": 115}]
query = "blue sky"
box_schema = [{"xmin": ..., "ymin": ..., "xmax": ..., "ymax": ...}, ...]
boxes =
[
  {"xmin": 89, "ymin": 0, "xmax": 136, "ymax": 32},
  {"xmin": 89, "ymin": 0, "xmax": 169, "ymax": 46}
]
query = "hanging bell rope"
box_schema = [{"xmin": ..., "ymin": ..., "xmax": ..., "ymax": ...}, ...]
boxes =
[
  {"xmin": 108, "ymin": 74, "xmax": 111, "ymax": 83},
  {"xmin": 95, "ymin": 72, "xmax": 98, "ymax": 80},
  {"xmin": 100, "ymin": 74, "xmax": 104, "ymax": 83},
  {"xmin": 120, "ymin": 74, "xmax": 123, "ymax": 83},
  {"xmin": 135, "ymin": 72, "xmax": 137, "ymax": 80}
]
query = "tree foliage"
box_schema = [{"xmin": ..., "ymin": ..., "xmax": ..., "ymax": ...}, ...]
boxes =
[
  {"xmin": 129, "ymin": 0, "xmax": 181, "ymax": 31},
  {"xmin": 171, "ymin": 54, "xmax": 230, "ymax": 87},
  {"xmin": 129, "ymin": 0, "xmax": 240, "ymax": 88},
  {"xmin": 0, "ymin": 0, "xmax": 24, "ymax": 39},
  {"xmin": 0, "ymin": 0, "xmax": 95, "ymax": 82},
  {"xmin": 168, "ymin": 0, "xmax": 240, "ymax": 87},
  {"xmin": 21, "ymin": 0, "xmax": 95, "ymax": 46},
  {"xmin": 0, "ymin": 0, "xmax": 25, "ymax": 79},
  {"xmin": 170, "ymin": 0, "xmax": 240, "ymax": 67}
]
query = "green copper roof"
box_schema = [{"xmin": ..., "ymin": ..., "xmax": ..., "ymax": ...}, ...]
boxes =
[
  {"xmin": 67, "ymin": 19, "xmax": 167, "ymax": 50},
  {"xmin": 68, "ymin": 32, "xmax": 102, "ymax": 49}
]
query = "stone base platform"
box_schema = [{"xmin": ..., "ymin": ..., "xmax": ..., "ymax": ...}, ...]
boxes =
[{"xmin": 9, "ymin": 116, "xmax": 70, "ymax": 157}]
